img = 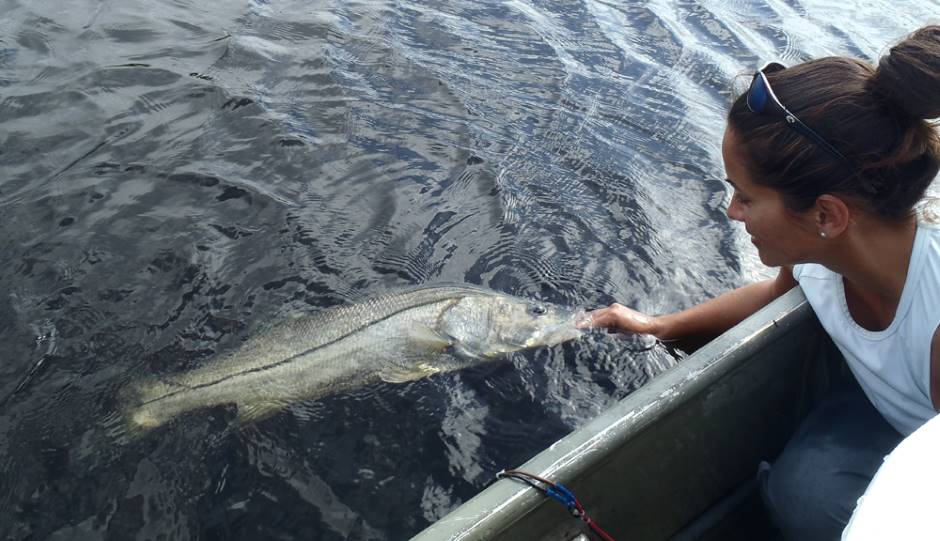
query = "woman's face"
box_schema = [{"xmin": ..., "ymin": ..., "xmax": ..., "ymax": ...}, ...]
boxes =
[{"xmin": 721, "ymin": 126, "xmax": 817, "ymax": 267}]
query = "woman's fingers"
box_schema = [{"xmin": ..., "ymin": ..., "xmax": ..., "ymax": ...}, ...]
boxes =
[{"xmin": 585, "ymin": 303, "xmax": 656, "ymax": 335}]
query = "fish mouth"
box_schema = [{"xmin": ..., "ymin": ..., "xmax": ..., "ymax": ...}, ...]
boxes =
[{"xmin": 526, "ymin": 310, "xmax": 587, "ymax": 347}]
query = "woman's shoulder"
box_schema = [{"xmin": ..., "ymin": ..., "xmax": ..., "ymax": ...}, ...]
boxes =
[
  {"xmin": 916, "ymin": 198, "xmax": 940, "ymax": 229},
  {"xmin": 915, "ymin": 213, "xmax": 940, "ymax": 260},
  {"xmin": 792, "ymin": 263, "xmax": 838, "ymax": 282}
]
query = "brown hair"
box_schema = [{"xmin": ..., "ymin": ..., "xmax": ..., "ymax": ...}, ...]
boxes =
[{"xmin": 727, "ymin": 25, "xmax": 940, "ymax": 221}]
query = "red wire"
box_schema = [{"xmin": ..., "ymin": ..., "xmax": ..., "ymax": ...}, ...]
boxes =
[
  {"xmin": 572, "ymin": 496, "xmax": 616, "ymax": 541},
  {"xmin": 501, "ymin": 470, "xmax": 618, "ymax": 541},
  {"xmin": 502, "ymin": 469, "xmax": 556, "ymax": 486},
  {"xmin": 583, "ymin": 515, "xmax": 617, "ymax": 541}
]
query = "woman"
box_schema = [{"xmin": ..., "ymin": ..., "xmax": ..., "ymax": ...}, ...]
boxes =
[{"xmin": 588, "ymin": 26, "xmax": 940, "ymax": 540}]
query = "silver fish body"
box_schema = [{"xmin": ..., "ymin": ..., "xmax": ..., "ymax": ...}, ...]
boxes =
[{"xmin": 124, "ymin": 285, "xmax": 584, "ymax": 430}]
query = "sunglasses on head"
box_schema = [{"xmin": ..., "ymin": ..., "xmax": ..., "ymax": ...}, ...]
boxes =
[{"xmin": 746, "ymin": 62, "xmax": 852, "ymax": 168}]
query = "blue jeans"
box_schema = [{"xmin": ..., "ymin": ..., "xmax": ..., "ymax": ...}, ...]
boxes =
[{"xmin": 758, "ymin": 385, "xmax": 903, "ymax": 540}]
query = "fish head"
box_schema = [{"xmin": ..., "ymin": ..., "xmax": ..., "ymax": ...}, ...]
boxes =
[{"xmin": 444, "ymin": 294, "xmax": 586, "ymax": 358}]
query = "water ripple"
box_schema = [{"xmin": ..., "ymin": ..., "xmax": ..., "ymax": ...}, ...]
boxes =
[{"xmin": 0, "ymin": 0, "xmax": 933, "ymax": 538}]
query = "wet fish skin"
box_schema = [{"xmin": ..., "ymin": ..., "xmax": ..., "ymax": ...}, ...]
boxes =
[{"xmin": 124, "ymin": 285, "xmax": 583, "ymax": 430}]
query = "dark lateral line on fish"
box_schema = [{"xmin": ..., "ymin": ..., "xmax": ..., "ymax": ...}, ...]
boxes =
[{"xmin": 140, "ymin": 297, "xmax": 462, "ymax": 406}]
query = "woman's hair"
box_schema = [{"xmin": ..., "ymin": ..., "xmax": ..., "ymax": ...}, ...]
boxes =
[{"xmin": 727, "ymin": 25, "xmax": 940, "ymax": 221}]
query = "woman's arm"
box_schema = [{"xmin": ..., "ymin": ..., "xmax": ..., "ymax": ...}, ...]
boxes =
[{"xmin": 589, "ymin": 266, "xmax": 797, "ymax": 349}]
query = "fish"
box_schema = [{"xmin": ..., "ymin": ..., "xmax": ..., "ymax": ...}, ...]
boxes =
[{"xmin": 123, "ymin": 285, "xmax": 586, "ymax": 430}]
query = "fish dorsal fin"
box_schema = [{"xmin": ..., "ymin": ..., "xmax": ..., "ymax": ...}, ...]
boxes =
[
  {"xmin": 237, "ymin": 400, "xmax": 286, "ymax": 424},
  {"xmin": 378, "ymin": 362, "xmax": 442, "ymax": 384},
  {"xmin": 408, "ymin": 324, "xmax": 453, "ymax": 352}
]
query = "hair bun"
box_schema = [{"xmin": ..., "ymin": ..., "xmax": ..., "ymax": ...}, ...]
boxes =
[{"xmin": 870, "ymin": 25, "xmax": 940, "ymax": 120}]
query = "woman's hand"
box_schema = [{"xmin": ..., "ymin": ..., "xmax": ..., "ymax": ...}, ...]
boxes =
[
  {"xmin": 580, "ymin": 272, "xmax": 794, "ymax": 349},
  {"xmin": 581, "ymin": 303, "xmax": 661, "ymax": 337}
]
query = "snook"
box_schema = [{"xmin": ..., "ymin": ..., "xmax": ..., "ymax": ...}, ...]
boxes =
[{"xmin": 124, "ymin": 285, "xmax": 585, "ymax": 430}]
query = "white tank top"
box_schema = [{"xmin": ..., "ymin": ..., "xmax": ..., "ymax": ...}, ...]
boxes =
[{"xmin": 793, "ymin": 221, "xmax": 940, "ymax": 436}]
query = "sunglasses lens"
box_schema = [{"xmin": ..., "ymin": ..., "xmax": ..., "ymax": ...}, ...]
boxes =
[
  {"xmin": 743, "ymin": 62, "xmax": 851, "ymax": 168},
  {"xmin": 746, "ymin": 72, "xmax": 769, "ymax": 113}
]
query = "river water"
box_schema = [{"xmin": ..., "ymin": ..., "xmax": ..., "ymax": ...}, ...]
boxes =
[{"xmin": 0, "ymin": 1, "xmax": 933, "ymax": 539}]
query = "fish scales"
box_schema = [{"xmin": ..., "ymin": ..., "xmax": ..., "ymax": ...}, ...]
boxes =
[
  {"xmin": 155, "ymin": 286, "xmax": 490, "ymax": 391},
  {"xmin": 123, "ymin": 285, "xmax": 583, "ymax": 431},
  {"xmin": 158, "ymin": 299, "xmax": 458, "ymax": 410}
]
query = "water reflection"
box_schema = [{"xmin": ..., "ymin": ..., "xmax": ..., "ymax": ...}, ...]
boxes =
[{"xmin": 0, "ymin": 0, "xmax": 929, "ymax": 538}]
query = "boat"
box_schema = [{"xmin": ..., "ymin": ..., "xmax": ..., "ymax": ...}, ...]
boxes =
[{"xmin": 410, "ymin": 286, "xmax": 847, "ymax": 540}]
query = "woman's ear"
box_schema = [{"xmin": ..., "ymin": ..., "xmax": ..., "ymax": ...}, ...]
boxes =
[{"xmin": 814, "ymin": 194, "xmax": 851, "ymax": 238}]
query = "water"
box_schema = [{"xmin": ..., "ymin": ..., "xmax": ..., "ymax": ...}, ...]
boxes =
[{"xmin": 0, "ymin": 1, "xmax": 932, "ymax": 538}]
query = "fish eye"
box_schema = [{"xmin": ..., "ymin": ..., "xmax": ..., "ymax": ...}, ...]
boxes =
[{"xmin": 529, "ymin": 304, "xmax": 547, "ymax": 316}]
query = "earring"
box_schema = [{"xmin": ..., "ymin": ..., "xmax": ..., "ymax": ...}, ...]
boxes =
[{"xmin": 819, "ymin": 231, "xmax": 827, "ymax": 238}]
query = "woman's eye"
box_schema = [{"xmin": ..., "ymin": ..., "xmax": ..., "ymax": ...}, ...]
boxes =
[{"xmin": 733, "ymin": 192, "xmax": 751, "ymax": 206}]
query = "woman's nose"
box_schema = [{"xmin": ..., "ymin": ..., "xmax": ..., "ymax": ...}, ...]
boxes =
[{"xmin": 726, "ymin": 198, "xmax": 744, "ymax": 222}]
